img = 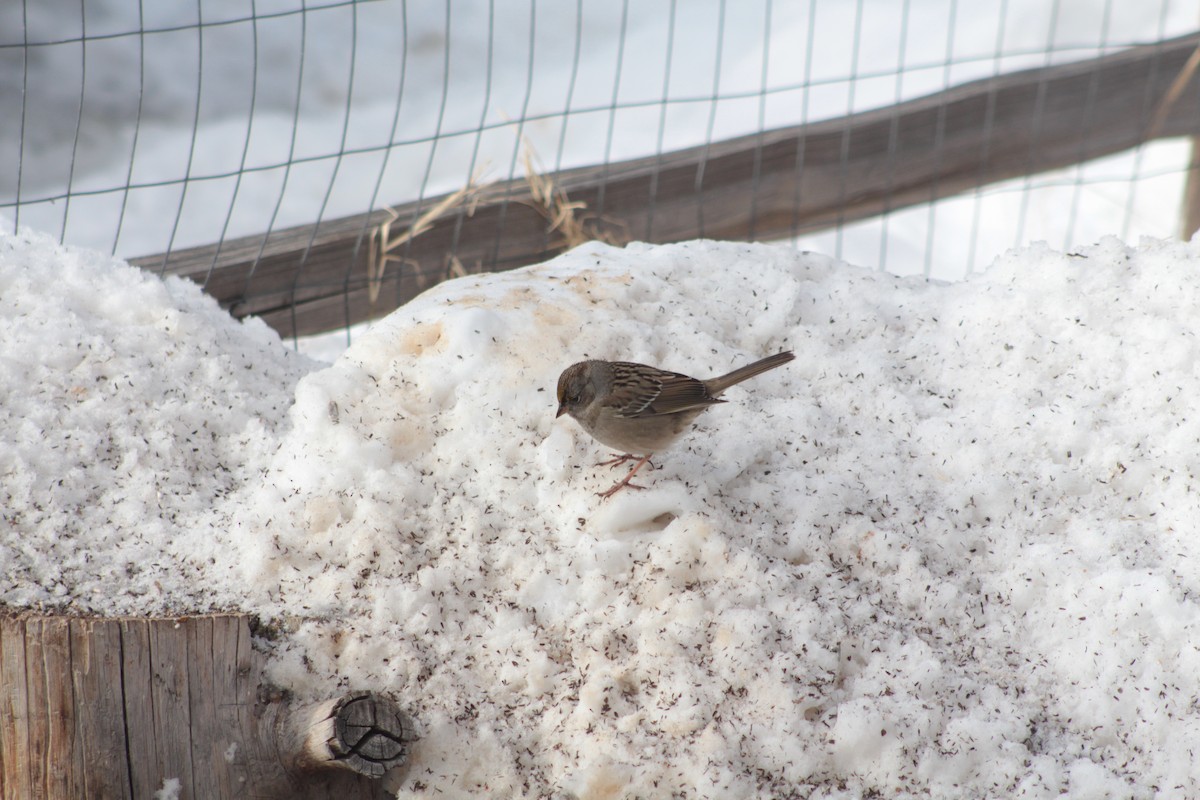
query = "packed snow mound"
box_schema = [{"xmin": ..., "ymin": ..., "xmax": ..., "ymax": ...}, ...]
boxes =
[
  {"xmin": 0, "ymin": 228, "xmax": 313, "ymax": 610},
  {"xmin": 5, "ymin": 231, "xmax": 1200, "ymax": 797},
  {"xmin": 233, "ymin": 237, "xmax": 1200, "ymax": 797}
]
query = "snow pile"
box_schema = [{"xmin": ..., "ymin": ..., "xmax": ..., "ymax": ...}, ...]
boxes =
[
  {"xmin": 4, "ymin": 230, "xmax": 1200, "ymax": 797},
  {"xmin": 0, "ymin": 229, "xmax": 313, "ymax": 609}
]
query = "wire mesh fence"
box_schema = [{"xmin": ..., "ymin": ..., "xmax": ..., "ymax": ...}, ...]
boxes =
[{"xmin": 4, "ymin": 0, "xmax": 1200, "ymax": 346}]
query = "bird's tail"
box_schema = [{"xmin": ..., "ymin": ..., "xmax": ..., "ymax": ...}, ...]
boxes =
[{"xmin": 707, "ymin": 351, "xmax": 795, "ymax": 394}]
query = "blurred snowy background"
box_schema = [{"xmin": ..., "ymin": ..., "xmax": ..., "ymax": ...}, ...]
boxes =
[{"xmin": 3, "ymin": 0, "xmax": 1199, "ymax": 302}]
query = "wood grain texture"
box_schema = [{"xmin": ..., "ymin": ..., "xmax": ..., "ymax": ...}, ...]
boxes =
[
  {"xmin": 149, "ymin": 620, "xmax": 195, "ymax": 794},
  {"xmin": 129, "ymin": 32, "xmax": 1200, "ymax": 338},
  {"xmin": 186, "ymin": 616, "xmax": 234, "ymax": 799},
  {"xmin": 70, "ymin": 619, "xmax": 132, "ymax": 800},
  {"xmin": 0, "ymin": 618, "xmax": 31, "ymax": 800},
  {"xmin": 282, "ymin": 691, "xmax": 416, "ymax": 780},
  {"xmin": 120, "ymin": 619, "xmax": 159, "ymax": 799}
]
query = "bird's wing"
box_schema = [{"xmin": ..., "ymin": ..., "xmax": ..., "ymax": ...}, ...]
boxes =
[{"xmin": 608, "ymin": 362, "xmax": 724, "ymax": 418}]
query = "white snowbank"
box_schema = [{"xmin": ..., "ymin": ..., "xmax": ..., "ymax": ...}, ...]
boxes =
[
  {"xmin": 4, "ymin": 229, "xmax": 1200, "ymax": 797},
  {"xmin": 0, "ymin": 229, "xmax": 313, "ymax": 609}
]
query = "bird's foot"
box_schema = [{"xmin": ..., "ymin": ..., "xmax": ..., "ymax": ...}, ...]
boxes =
[
  {"xmin": 596, "ymin": 454, "xmax": 655, "ymax": 499},
  {"xmin": 596, "ymin": 479, "xmax": 647, "ymax": 499},
  {"xmin": 597, "ymin": 453, "xmax": 656, "ymax": 470}
]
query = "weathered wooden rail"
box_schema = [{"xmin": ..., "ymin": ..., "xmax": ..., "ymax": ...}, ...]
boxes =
[
  {"xmin": 0, "ymin": 614, "xmax": 414, "ymax": 799},
  {"xmin": 129, "ymin": 32, "xmax": 1200, "ymax": 339}
]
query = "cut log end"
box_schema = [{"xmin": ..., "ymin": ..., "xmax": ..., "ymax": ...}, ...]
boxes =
[{"xmin": 285, "ymin": 691, "xmax": 417, "ymax": 779}]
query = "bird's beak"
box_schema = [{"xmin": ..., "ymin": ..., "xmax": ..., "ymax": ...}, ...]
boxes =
[{"xmin": 556, "ymin": 403, "xmax": 567, "ymax": 418}]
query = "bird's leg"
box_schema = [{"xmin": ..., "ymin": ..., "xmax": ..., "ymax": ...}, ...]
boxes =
[
  {"xmin": 597, "ymin": 452, "xmax": 636, "ymax": 468},
  {"xmin": 597, "ymin": 454, "xmax": 655, "ymax": 499},
  {"xmin": 597, "ymin": 453, "xmax": 656, "ymax": 470}
]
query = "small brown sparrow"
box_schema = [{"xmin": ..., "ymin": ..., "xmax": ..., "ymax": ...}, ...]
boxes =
[{"xmin": 555, "ymin": 352, "xmax": 794, "ymax": 498}]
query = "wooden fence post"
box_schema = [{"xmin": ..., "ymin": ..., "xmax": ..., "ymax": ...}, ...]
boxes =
[{"xmin": 0, "ymin": 614, "xmax": 415, "ymax": 800}]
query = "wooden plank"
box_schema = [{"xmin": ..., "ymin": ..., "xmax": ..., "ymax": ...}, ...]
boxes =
[
  {"xmin": 232, "ymin": 615, "xmax": 288, "ymax": 796},
  {"xmin": 51, "ymin": 619, "xmax": 85, "ymax": 799},
  {"xmin": 130, "ymin": 32, "xmax": 1200, "ymax": 339},
  {"xmin": 187, "ymin": 615, "xmax": 236, "ymax": 799},
  {"xmin": 119, "ymin": 619, "xmax": 159, "ymax": 799},
  {"xmin": 22, "ymin": 619, "xmax": 51, "ymax": 799},
  {"xmin": 211, "ymin": 614, "xmax": 252, "ymax": 794},
  {"xmin": 26, "ymin": 618, "xmax": 81, "ymax": 799},
  {"xmin": 149, "ymin": 619, "xmax": 195, "ymax": 795},
  {"xmin": 70, "ymin": 618, "xmax": 133, "ymax": 800},
  {"xmin": 0, "ymin": 618, "xmax": 32, "ymax": 800}
]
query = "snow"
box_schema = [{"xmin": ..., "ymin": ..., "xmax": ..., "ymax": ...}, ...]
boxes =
[
  {"xmin": 5, "ymin": 228, "xmax": 1200, "ymax": 797},
  {"xmin": 0, "ymin": 229, "xmax": 313, "ymax": 609},
  {"xmin": 153, "ymin": 778, "xmax": 182, "ymax": 800}
]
